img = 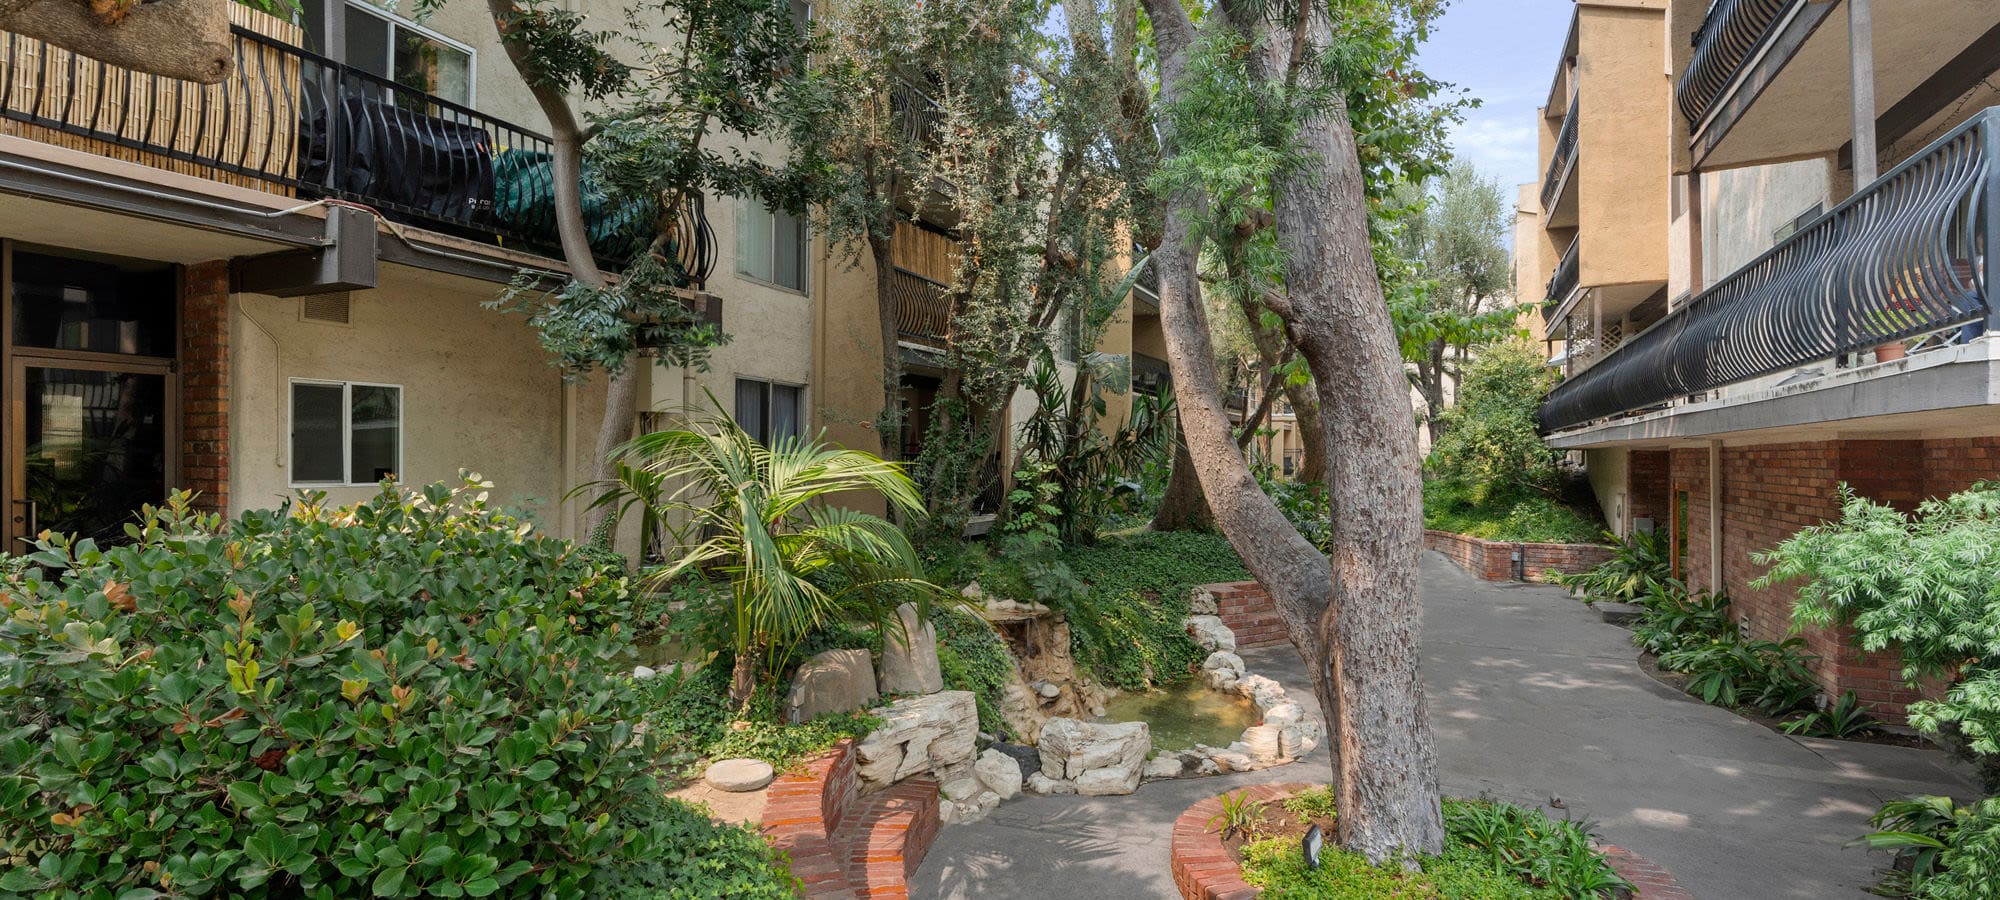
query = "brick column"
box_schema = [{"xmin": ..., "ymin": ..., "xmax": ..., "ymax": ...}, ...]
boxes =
[{"xmin": 181, "ymin": 261, "xmax": 230, "ymax": 514}]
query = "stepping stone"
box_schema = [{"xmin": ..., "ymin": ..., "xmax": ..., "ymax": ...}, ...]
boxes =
[
  {"xmin": 704, "ymin": 758, "xmax": 775, "ymax": 792},
  {"xmin": 1598, "ymin": 602, "xmax": 1644, "ymax": 628}
]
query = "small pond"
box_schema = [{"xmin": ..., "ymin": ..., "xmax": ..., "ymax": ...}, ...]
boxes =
[{"xmin": 1097, "ymin": 679, "xmax": 1260, "ymax": 751}]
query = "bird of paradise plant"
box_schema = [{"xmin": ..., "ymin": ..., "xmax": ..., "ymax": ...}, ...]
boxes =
[{"xmin": 585, "ymin": 401, "xmax": 939, "ymax": 708}]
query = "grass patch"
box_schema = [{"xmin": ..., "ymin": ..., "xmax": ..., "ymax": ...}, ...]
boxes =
[{"xmin": 1236, "ymin": 790, "xmax": 1631, "ymax": 899}]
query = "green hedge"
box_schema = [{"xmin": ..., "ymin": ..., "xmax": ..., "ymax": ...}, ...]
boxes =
[{"xmin": 0, "ymin": 482, "xmax": 796, "ymax": 900}]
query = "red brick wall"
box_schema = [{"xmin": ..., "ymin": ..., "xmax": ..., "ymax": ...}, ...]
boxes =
[
  {"xmin": 1664, "ymin": 439, "xmax": 2000, "ymax": 722},
  {"xmin": 1421, "ymin": 530, "xmax": 1613, "ymax": 582},
  {"xmin": 1629, "ymin": 449, "xmax": 1670, "ymax": 526},
  {"xmin": 1207, "ymin": 581, "xmax": 1289, "ymax": 650},
  {"xmin": 1922, "ymin": 437, "xmax": 2000, "ymax": 497},
  {"xmin": 180, "ymin": 261, "xmax": 230, "ymax": 513}
]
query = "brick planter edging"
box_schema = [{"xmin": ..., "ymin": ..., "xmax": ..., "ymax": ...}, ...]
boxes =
[
  {"xmin": 758, "ymin": 739, "xmax": 943, "ymax": 899},
  {"xmin": 1424, "ymin": 530, "xmax": 1614, "ymax": 583},
  {"xmin": 1170, "ymin": 784, "xmax": 1691, "ymax": 900}
]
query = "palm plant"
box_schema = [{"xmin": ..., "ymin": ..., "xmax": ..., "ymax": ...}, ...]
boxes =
[{"xmin": 588, "ymin": 406, "xmax": 938, "ymax": 707}]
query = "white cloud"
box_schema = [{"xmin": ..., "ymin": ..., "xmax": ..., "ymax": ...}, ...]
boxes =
[{"xmin": 1448, "ymin": 114, "xmax": 1541, "ymax": 192}]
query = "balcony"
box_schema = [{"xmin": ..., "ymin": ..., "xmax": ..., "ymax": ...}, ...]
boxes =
[
  {"xmin": 0, "ymin": 19, "xmax": 714, "ymax": 282},
  {"xmin": 891, "ymin": 266, "xmax": 953, "ymax": 348},
  {"xmin": 1539, "ymin": 107, "xmax": 1998, "ymax": 434},
  {"xmin": 1543, "ymin": 238, "xmax": 1581, "ymax": 326},
  {"xmin": 1540, "ymin": 99, "xmax": 1578, "ymax": 228},
  {"xmin": 1680, "ymin": 0, "xmax": 2000, "ymax": 169},
  {"xmin": 1676, "ymin": 0, "xmax": 1798, "ymax": 130}
]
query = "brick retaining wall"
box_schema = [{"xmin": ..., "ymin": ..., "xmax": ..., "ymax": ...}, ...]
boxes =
[
  {"xmin": 1171, "ymin": 784, "xmax": 1690, "ymax": 900},
  {"xmin": 1206, "ymin": 581, "xmax": 1288, "ymax": 650},
  {"xmin": 759, "ymin": 739, "xmax": 941, "ymax": 899},
  {"xmin": 1422, "ymin": 530, "xmax": 1614, "ymax": 582}
]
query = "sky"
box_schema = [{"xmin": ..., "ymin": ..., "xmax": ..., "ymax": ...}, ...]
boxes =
[{"xmin": 1414, "ymin": 0, "xmax": 1578, "ymax": 199}]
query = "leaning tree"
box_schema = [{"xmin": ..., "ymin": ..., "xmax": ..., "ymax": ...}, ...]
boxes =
[
  {"xmin": 1134, "ymin": 0, "xmax": 1462, "ymax": 860},
  {"xmin": 466, "ymin": 0, "xmax": 835, "ymax": 540}
]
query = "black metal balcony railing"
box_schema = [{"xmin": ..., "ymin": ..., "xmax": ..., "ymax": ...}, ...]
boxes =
[
  {"xmin": 891, "ymin": 266, "xmax": 953, "ymax": 346},
  {"xmin": 1539, "ymin": 108, "xmax": 1999, "ymax": 433},
  {"xmin": 1539, "ymin": 101, "xmax": 1578, "ymax": 215},
  {"xmin": 0, "ymin": 25, "xmax": 715, "ymax": 283},
  {"xmin": 1676, "ymin": 0, "xmax": 1797, "ymax": 127},
  {"xmin": 1544, "ymin": 238, "xmax": 1580, "ymax": 324}
]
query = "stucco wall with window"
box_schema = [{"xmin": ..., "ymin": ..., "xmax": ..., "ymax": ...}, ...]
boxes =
[
  {"xmin": 1700, "ymin": 159, "xmax": 1828, "ymax": 287},
  {"xmin": 228, "ymin": 264, "xmax": 585, "ymax": 533}
]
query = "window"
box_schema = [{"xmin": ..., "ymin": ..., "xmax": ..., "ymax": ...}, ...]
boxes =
[
  {"xmin": 298, "ymin": 0, "xmax": 474, "ymax": 106},
  {"xmin": 737, "ymin": 197, "xmax": 809, "ymax": 292},
  {"xmin": 291, "ymin": 381, "xmax": 402, "ymax": 485},
  {"xmin": 734, "ymin": 378, "xmax": 803, "ymax": 444}
]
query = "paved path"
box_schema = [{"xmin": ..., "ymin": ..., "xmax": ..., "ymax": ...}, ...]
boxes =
[{"xmin": 909, "ymin": 552, "xmax": 1980, "ymax": 899}]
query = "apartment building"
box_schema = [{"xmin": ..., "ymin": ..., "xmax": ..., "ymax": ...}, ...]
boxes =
[
  {"xmin": 1522, "ymin": 0, "xmax": 2000, "ymax": 717},
  {"xmin": 0, "ymin": 0, "xmax": 1161, "ymax": 551}
]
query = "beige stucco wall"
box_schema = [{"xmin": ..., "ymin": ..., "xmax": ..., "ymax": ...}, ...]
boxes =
[
  {"xmin": 1701, "ymin": 158, "xmax": 1828, "ymax": 286},
  {"xmin": 228, "ymin": 263, "xmax": 595, "ymax": 537},
  {"xmin": 1514, "ymin": 183, "xmax": 1549, "ymax": 342},
  {"xmin": 1585, "ymin": 446, "xmax": 1631, "ymax": 538},
  {"xmin": 1574, "ymin": 3, "xmax": 1670, "ymax": 292}
]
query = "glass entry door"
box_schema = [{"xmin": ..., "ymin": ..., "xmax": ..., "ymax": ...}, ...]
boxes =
[
  {"xmin": 2, "ymin": 244, "xmax": 178, "ymax": 553},
  {"xmin": 6, "ymin": 359, "xmax": 172, "ymax": 549}
]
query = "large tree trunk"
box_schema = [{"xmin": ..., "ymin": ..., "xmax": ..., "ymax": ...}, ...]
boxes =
[
  {"xmin": 1420, "ymin": 337, "xmax": 1447, "ymax": 447},
  {"xmin": 2, "ymin": 0, "xmax": 231, "ymax": 83},
  {"xmin": 873, "ymin": 234, "xmax": 904, "ymax": 461},
  {"xmin": 1150, "ymin": 437, "xmax": 1211, "ymax": 531},
  {"xmin": 489, "ymin": 0, "xmax": 633, "ymax": 543},
  {"xmin": 1136, "ymin": 0, "xmax": 1338, "ymax": 801},
  {"xmin": 1226, "ymin": 2, "xmax": 1444, "ymax": 860}
]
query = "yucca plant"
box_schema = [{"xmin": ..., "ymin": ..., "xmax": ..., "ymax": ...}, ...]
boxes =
[{"xmin": 588, "ymin": 405, "xmax": 939, "ymax": 707}]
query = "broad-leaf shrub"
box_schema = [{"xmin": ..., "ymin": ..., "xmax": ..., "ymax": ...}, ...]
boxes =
[
  {"xmin": 1755, "ymin": 483, "xmax": 2000, "ymax": 753},
  {"xmin": 1857, "ymin": 796, "xmax": 2000, "ymax": 900},
  {"xmin": 0, "ymin": 482, "xmax": 795, "ymax": 899},
  {"xmin": 1423, "ymin": 342, "xmax": 1603, "ymax": 544}
]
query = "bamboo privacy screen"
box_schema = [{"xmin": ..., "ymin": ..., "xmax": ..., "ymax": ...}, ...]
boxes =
[{"xmin": 0, "ymin": 5, "xmax": 305, "ymax": 194}]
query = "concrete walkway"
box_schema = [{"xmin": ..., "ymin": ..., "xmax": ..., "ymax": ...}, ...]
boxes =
[{"xmin": 909, "ymin": 552, "xmax": 1980, "ymax": 899}]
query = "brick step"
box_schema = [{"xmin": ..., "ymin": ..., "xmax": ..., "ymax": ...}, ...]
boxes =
[{"xmin": 834, "ymin": 778, "xmax": 941, "ymax": 899}]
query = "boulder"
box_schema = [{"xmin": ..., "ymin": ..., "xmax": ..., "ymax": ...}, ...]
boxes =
[
  {"xmin": 1037, "ymin": 718, "xmax": 1149, "ymax": 796},
  {"xmin": 1202, "ymin": 651, "xmax": 1245, "ymax": 676},
  {"xmin": 853, "ymin": 690, "xmax": 980, "ymax": 791},
  {"xmin": 975, "ymin": 748, "xmax": 1024, "ymax": 800},
  {"xmin": 704, "ymin": 759, "xmax": 775, "ymax": 792},
  {"xmin": 941, "ymin": 777, "xmax": 983, "ymax": 802},
  {"xmin": 988, "ymin": 741, "xmax": 1041, "ymax": 781},
  {"xmin": 1185, "ymin": 615, "xmax": 1236, "ymax": 653},
  {"xmin": 632, "ymin": 665, "xmax": 658, "ymax": 680},
  {"xmin": 786, "ymin": 649, "xmax": 879, "ymax": 724},
  {"xmin": 1076, "ymin": 766, "xmax": 1143, "ymax": 795},
  {"xmin": 1262, "ymin": 702, "xmax": 1304, "ymax": 729},
  {"xmin": 1143, "ymin": 755, "xmax": 1186, "ymax": 781},
  {"xmin": 1188, "ymin": 586, "xmax": 1219, "ymax": 616},
  {"xmin": 879, "ymin": 603, "xmax": 945, "ymax": 695},
  {"xmin": 1242, "ymin": 725, "xmax": 1283, "ymax": 763}
]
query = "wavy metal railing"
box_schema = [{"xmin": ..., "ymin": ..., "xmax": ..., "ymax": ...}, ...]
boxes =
[
  {"xmin": 1540, "ymin": 107, "xmax": 1998, "ymax": 433},
  {"xmin": 1544, "ymin": 238, "xmax": 1580, "ymax": 325},
  {"xmin": 1539, "ymin": 101, "xmax": 1579, "ymax": 215},
  {"xmin": 1676, "ymin": 0, "xmax": 1798, "ymax": 127},
  {"xmin": 0, "ymin": 24, "xmax": 714, "ymax": 281},
  {"xmin": 891, "ymin": 266, "xmax": 953, "ymax": 347}
]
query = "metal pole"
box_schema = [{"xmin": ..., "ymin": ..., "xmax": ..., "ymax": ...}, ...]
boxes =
[{"xmin": 1849, "ymin": 0, "xmax": 1877, "ymax": 189}]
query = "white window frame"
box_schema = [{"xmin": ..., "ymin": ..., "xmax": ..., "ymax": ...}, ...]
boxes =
[
  {"xmin": 734, "ymin": 196, "xmax": 811, "ymax": 295},
  {"xmin": 733, "ymin": 376, "xmax": 807, "ymax": 444},
  {"xmin": 342, "ymin": 1, "xmax": 479, "ymax": 107},
  {"xmin": 287, "ymin": 378, "xmax": 405, "ymax": 488}
]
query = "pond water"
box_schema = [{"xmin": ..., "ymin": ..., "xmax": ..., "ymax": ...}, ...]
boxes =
[{"xmin": 1097, "ymin": 679, "xmax": 1260, "ymax": 751}]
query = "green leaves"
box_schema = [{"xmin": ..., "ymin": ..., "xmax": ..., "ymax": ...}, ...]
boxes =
[{"xmin": 0, "ymin": 479, "xmax": 796, "ymax": 899}]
